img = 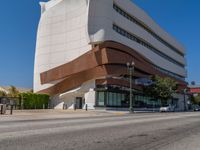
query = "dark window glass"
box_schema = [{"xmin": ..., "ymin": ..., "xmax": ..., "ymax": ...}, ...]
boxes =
[
  {"xmin": 112, "ymin": 24, "xmax": 185, "ymax": 81},
  {"xmin": 113, "ymin": 3, "xmax": 184, "ymax": 57},
  {"xmin": 112, "ymin": 24, "xmax": 184, "ymax": 68}
]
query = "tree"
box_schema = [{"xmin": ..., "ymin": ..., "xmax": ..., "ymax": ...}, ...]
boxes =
[
  {"xmin": 190, "ymin": 94, "xmax": 200, "ymax": 105},
  {"xmin": 7, "ymin": 86, "xmax": 19, "ymax": 97},
  {"xmin": 0, "ymin": 90, "xmax": 7, "ymax": 97},
  {"xmin": 143, "ymin": 75, "xmax": 178, "ymax": 106}
]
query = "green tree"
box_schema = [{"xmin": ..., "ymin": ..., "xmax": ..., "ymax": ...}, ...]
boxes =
[
  {"xmin": 0, "ymin": 90, "xmax": 7, "ymax": 97},
  {"xmin": 143, "ymin": 75, "xmax": 178, "ymax": 106},
  {"xmin": 191, "ymin": 94, "xmax": 200, "ymax": 105},
  {"xmin": 7, "ymin": 86, "xmax": 19, "ymax": 97}
]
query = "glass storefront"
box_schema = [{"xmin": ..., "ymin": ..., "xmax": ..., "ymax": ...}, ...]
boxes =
[
  {"xmin": 107, "ymin": 92, "xmax": 124, "ymax": 107},
  {"xmin": 96, "ymin": 88, "xmax": 162, "ymax": 108},
  {"xmin": 97, "ymin": 92, "xmax": 105, "ymax": 106},
  {"xmin": 134, "ymin": 95, "xmax": 161, "ymax": 108}
]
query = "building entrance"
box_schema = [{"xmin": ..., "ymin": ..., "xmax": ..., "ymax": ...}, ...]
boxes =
[{"xmin": 75, "ymin": 97, "xmax": 83, "ymax": 109}]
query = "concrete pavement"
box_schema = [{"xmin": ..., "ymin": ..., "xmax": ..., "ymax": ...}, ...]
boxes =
[{"xmin": 1, "ymin": 111, "xmax": 200, "ymax": 150}]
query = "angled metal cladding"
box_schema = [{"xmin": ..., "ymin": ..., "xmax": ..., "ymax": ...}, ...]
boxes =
[{"xmin": 38, "ymin": 41, "xmax": 187, "ymax": 95}]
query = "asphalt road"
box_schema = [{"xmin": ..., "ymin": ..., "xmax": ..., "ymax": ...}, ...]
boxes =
[{"xmin": 1, "ymin": 112, "xmax": 200, "ymax": 150}]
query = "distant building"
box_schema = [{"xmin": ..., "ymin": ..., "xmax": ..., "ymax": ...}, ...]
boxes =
[
  {"xmin": 188, "ymin": 85, "xmax": 200, "ymax": 95},
  {"xmin": 34, "ymin": 0, "xmax": 187, "ymax": 110}
]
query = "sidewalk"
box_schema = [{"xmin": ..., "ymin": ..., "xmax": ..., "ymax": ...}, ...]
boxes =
[
  {"xmin": 0, "ymin": 109, "xmax": 128, "ymax": 122},
  {"xmin": 0, "ymin": 108, "xmax": 168, "ymax": 118}
]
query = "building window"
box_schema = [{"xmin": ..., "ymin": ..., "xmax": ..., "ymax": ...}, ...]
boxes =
[
  {"xmin": 106, "ymin": 92, "xmax": 125, "ymax": 107},
  {"xmin": 97, "ymin": 92, "xmax": 105, "ymax": 106},
  {"xmin": 153, "ymin": 65, "xmax": 185, "ymax": 81},
  {"xmin": 116, "ymin": 93, "xmax": 121, "ymax": 106},
  {"xmin": 113, "ymin": 3, "xmax": 184, "ymax": 57},
  {"xmin": 96, "ymin": 91, "xmax": 162, "ymax": 108},
  {"xmin": 112, "ymin": 24, "xmax": 185, "ymax": 69}
]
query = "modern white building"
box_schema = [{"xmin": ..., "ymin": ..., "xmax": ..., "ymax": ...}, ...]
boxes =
[{"xmin": 34, "ymin": 0, "xmax": 187, "ymax": 110}]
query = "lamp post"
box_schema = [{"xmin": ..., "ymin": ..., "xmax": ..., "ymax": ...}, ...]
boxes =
[{"xmin": 127, "ymin": 61, "xmax": 135, "ymax": 113}]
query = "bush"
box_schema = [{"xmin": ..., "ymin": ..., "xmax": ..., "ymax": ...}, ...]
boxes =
[{"xmin": 18, "ymin": 93, "xmax": 49, "ymax": 109}]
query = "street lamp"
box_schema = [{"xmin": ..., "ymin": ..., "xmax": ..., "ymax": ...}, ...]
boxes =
[
  {"xmin": 183, "ymin": 88, "xmax": 187, "ymax": 111},
  {"xmin": 127, "ymin": 61, "xmax": 135, "ymax": 113}
]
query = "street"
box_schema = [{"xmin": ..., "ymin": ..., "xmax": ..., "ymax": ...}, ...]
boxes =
[{"xmin": 1, "ymin": 111, "xmax": 200, "ymax": 150}]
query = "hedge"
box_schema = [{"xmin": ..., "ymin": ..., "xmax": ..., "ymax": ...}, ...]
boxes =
[{"xmin": 18, "ymin": 93, "xmax": 49, "ymax": 109}]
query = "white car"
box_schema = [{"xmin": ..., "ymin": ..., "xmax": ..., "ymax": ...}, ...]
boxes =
[{"xmin": 160, "ymin": 105, "xmax": 175, "ymax": 112}]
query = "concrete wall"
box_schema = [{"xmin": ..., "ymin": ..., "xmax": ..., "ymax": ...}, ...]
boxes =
[
  {"xmin": 173, "ymin": 93, "xmax": 188, "ymax": 111},
  {"xmin": 50, "ymin": 80, "xmax": 96, "ymax": 110},
  {"xmin": 34, "ymin": 0, "xmax": 91, "ymax": 92}
]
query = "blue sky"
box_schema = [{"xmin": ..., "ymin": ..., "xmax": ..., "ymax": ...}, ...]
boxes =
[{"xmin": 0, "ymin": 0, "xmax": 199, "ymax": 88}]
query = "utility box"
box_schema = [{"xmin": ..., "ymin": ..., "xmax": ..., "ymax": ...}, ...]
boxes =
[{"xmin": 0, "ymin": 104, "xmax": 6, "ymax": 115}]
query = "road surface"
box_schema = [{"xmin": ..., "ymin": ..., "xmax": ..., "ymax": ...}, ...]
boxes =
[{"xmin": 1, "ymin": 111, "xmax": 200, "ymax": 150}]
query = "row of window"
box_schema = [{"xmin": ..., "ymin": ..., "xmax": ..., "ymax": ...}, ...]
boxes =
[
  {"xmin": 97, "ymin": 92, "xmax": 125, "ymax": 107},
  {"xmin": 113, "ymin": 3, "xmax": 184, "ymax": 57},
  {"xmin": 97, "ymin": 90, "xmax": 179, "ymax": 108},
  {"xmin": 96, "ymin": 91, "xmax": 162, "ymax": 108},
  {"xmin": 134, "ymin": 95, "xmax": 161, "ymax": 108},
  {"xmin": 154, "ymin": 65, "xmax": 185, "ymax": 81},
  {"xmin": 113, "ymin": 24, "xmax": 184, "ymax": 68}
]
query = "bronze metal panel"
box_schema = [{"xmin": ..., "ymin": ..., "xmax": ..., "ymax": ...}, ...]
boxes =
[{"xmin": 38, "ymin": 41, "xmax": 187, "ymax": 95}]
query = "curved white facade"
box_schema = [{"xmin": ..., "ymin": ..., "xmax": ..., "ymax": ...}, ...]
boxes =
[
  {"xmin": 34, "ymin": 0, "xmax": 187, "ymax": 94},
  {"xmin": 34, "ymin": 0, "xmax": 91, "ymax": 92}
]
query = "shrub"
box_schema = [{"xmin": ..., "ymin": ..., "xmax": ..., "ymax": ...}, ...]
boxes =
[{"xmin": 18, "ymin": 93, "xmax": 49, "ymax": 109}]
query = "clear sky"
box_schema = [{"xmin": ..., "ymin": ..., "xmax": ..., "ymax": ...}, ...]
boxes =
[{"xmin": 0, "ymin": 0, "xmax": 199, "ymax": 88}]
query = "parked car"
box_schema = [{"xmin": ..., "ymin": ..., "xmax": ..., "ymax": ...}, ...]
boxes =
[
  {"xmin": 193, "ymin": 105, "xmax": 200, "ymax": 111},
  {"xmin": 160, "ymin": 104, "xmax": 175, "ymax": 112}
]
